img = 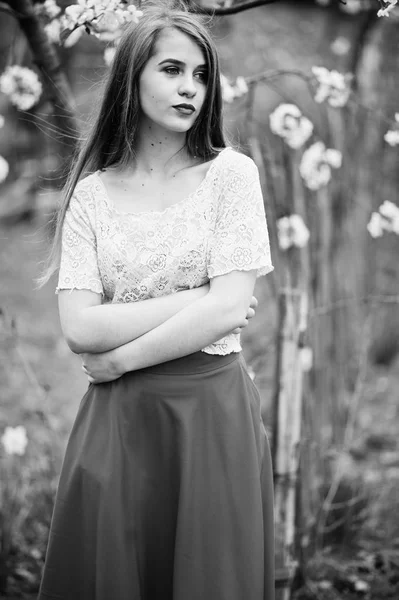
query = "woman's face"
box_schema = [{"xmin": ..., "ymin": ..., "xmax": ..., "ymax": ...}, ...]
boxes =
[{"xmin": 138, "ymin": 28, "xmax": 208, "ymax": 135}]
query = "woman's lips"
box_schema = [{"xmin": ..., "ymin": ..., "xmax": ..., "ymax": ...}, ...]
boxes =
[{"xmin": 173, "ymin": 105, "xmax": 195, "ymax": 115}]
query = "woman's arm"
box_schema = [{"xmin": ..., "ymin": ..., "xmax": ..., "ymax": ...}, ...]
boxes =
[
  {"xmin": 82, "ymin": 270, "xmax": 258, "ymax": 380},
  {"xmin": 59, "ymin": 284, "xmax": 210, "ymax": 354}
]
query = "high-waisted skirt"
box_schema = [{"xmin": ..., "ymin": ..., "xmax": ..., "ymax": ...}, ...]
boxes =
[{"xmin": 38, "ymin": 350, "xmax": 275, "ymax": 600}]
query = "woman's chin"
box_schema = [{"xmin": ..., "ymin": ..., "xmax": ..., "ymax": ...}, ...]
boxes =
[
  {"xmin": 166, "ymin": 120, "xmax": 195, "ymax": 133},
  {"xmin": 151, "ymin": 116, "xmax": 196, "ymax": 134}
]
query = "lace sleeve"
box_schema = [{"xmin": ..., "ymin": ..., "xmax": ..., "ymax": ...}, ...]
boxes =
[
  {"xmin": 207, "ymin": 154, "xmax": 275, "ymax": 279},
  {"xmin": 56, "ymin": 180, "xmax": 104, "ymax": 296}
]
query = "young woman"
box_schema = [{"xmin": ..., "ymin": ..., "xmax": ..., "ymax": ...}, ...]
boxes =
[{"xmin": 37, "ymin": 3, "xmax": 275, "ymax": 599}]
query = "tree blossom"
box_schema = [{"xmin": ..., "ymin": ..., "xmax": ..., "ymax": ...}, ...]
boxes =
[
  {"xmin": 45, "ymin": 0, "xmax": 61, "ymax": 17},
  {"xmin": 300, "ymin": 347, "xmax": 313, "ymax": 372},
  {"xmin": 94, "ymin": 10, "xmax": 124, "ymax": 39},
  {"xmin": 63, "ymin": 25, "xmax": 85, "ymax": 47},
  {"xmin": 384, "ymin": 113, "xmax": 399, "ymax": 146},
  {"xmin": 269, "ymin": 104, "xmax": 314, "ymax": 150},
  {"xmin": 0, "ymin": 66, "xmax": 42, "ymax": 110},
  {"xmin": 220, "ymin": 74, "xmax": 235, "ymax": 103},
  {"xmin": 312, "ymin": 66, "xmax": 352, "ymax": 108},
  {"xmin": 367, "ymin": 212, "xmax": 384, "ymax": 238},
  {"xmin": 318, "ymin": 580, "xmax": 333, "ymax": 590},
  {"xmin": 104, "ymin": 45, "xmax": 117, "ymax": 66},
  {"xmin": 34, "ymin": 0, "xmax": 63, "ymax": 43},
  {"xmin": 43, "ymin": 0, "xmax": 61, "ymax": 19},
  {"xmin": 92, "ymin": 5, "xmax": 143, "ymax": 41},
  {"xmin": 299, "ymin": 141, "xmax": 342, "ymax": 191},
  {"xmin": 220, "ymin": 74, "xmax": 248, "ymax": 103},
  {"xmin": 379, "ymin": 200, "xmax": 399, "ymax": 233},
  {"xmin": 316, "ymin": 0, "xmax": 396, "ymax": 16},
  {"xmin": 339, "ymin": 0, "xmax": 363, "ymax": 14},
  {"xmin": 0, "ymin": 155, "xmax": 9, "ymax": 183},
  {"xmin": 1, "ymin": 426, "xmax": 28, "ymax": 456},
  {"xmin": 34, "ymin": 0, "xmax": 61, "ymax": 19},
  {"xmin": 377, "ymin": 0, "xmax": 398, "ymax": 17},
  {"xmin": 330, "ymin": 37, "xmax": 351, "ymax": 56},
  {"xmin": 45, "ymin": 19, "xmax": 62, "ymax": 44},
  {"xmin": 367, "ymin": 201, "xmax": 399, "ymax": 237},
  {"xmin": 62, "ymin": 0, "xmax": 143, "ymax": 44},
  {"xmin": 234, "ymin": 77, "xmax": 248, "ymax": 96},
  {"xmin": 354, "ymin": 581, "xmax": 370, "ymax": 594},
  {"xmin": 385, "ymin": 130, "xmax": 399, "ymax": 146},
  {"xmin": 63, "ymin": 0, "xmax": 98, "ymax": 29},
  {"xmin": 277, "ymin": 214, "xmax": 310, "ymax": 250}
]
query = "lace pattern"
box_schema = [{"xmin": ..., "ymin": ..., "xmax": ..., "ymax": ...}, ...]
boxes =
[{"xmin": 56, "ymin": 147, "xmax": 274, "ymax": 355}]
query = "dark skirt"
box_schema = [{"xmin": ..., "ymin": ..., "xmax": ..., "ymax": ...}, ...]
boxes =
[{"xmin": 38, "ymin": 350, "xmax": 275, "ymax": 600}]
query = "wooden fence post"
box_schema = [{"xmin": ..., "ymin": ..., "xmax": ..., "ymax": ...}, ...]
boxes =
[
  {"xmin": 247, "ymin": 134, "xmax": 310, "ymax": 597},
  {"xmin": 272, "ymin": 288, "xmax": 308, "ymax": 599}
]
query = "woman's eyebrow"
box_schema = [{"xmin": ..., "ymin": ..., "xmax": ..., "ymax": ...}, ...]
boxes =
[{"xmin": 158, "ymin": 58, "xmax": 207, "ymax": 68}]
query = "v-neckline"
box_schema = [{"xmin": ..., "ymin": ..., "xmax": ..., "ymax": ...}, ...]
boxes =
[{"xmin": 94, "ymin": 147, "xmax": 231, "ymax": 217}]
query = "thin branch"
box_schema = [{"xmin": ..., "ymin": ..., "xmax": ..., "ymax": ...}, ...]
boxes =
[
  {"xmin": 348, "ymin": 9, "xmax": 379, "ymax": 90},
  {"xmin": 0, "ymin": 1, "xmax": 21, "ymax": 18},
  {"xmin": 246, "ymin": 68, "xmax": 312, "ymax": 85},
  {"xmin": 243, "ymin": 67, "xmax": 393, "ymax": 129},
  {"xmin": 309, "ymin": 294, "xmax": 399, "ymax": 318},
  {"xmin": 194, "ymin": 0, "xmax": 348, "ymax": 15},
  {"xmin": 194, "ymin": 0, "xmax": 279, "ymax": 15}
]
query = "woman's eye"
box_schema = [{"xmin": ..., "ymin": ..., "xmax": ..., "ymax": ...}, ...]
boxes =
[
  {"xmin": 195, "ymin": 71, "xmax": 208, "ymax": 83},
  {"xmin": 165, "ymin": 66, "xmax": 179, "ymax": 75}
]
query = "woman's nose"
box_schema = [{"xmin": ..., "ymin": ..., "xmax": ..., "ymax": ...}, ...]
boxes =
[{"xmin": 178, "ymin": 75, "xmax": 197, "ymax": 97}]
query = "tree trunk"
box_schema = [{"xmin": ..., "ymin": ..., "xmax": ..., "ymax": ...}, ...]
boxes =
[{"xmin": 8, "ymin": 0, "xmax": 79, "ymax": 182}]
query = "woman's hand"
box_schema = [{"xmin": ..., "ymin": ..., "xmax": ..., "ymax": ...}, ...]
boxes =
[
  {"xmin": 80, "ymin": 349, "xmax": 125, "ymax": 384},
  {"xmin": 231, "ymin": 295, "xmax": 258, "ymax": 335}
]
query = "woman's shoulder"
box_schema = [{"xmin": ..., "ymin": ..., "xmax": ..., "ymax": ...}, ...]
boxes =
[
  {"xmin": 220, "ymin": 147, "xmax": 258, "ymax": 174},
  {"xmin": 72, "ymin": 172, "xmax": 99, "ymax": 195},
  {"xmin": 68, "ymin": 173, "xmax": 103, "ymax": 212},
  {"xmin": 66, "ymin": 173, "xmax": 101, "ymax": 219},
  {"xmin": 216, "ymin": 148, "xmax": 259, "ymax": 189}
]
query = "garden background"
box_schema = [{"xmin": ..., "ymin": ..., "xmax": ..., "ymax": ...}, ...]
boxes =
[{"xmin": 0, "ymin": 0, "xmax": 399, "ymax": 598}]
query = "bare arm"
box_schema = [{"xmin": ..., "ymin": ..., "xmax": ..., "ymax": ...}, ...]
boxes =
[
  {"xmin": 85, "ymin": 270, "xmax": 258, "ymax": 377},
  {"xmin": 58, "ymin": 283, "xmax": 210, "ymax": 354}
]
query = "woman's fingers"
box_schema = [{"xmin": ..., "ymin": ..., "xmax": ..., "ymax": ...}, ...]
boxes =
[
  {"xmin": 231, "ymin": 298, "xmax": 258, "ymax": 334},
  {"xmin": 250, "ymin": 295, "xmax": 258, "ymax": 308},
  {"xmin": 231, "ymin": 327, "xmax": 242, "ymax": 334},
  {"xmin": 247, "ymin": 307, "xmax": 255, "ymax": 319}
]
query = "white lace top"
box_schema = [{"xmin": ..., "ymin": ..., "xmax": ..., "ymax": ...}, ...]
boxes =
[{"xmin": 56, "ymin": 147, "xmax": 275, "ymax": 355}]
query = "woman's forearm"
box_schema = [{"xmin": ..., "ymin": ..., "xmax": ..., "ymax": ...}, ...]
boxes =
[
  {"xmin": 68, "ymin": 284, "xmax": 209, "ymax": 354},
  {"xmin": 114, "ymin": 294, "xmax": 245, "ymax": 372}
]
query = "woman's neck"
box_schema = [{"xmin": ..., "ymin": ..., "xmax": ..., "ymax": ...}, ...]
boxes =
[{"xmin": 132, "ymin": 121, "xmax": 195, "ymax": 179}]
